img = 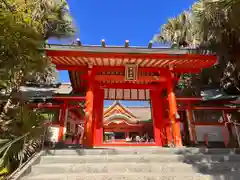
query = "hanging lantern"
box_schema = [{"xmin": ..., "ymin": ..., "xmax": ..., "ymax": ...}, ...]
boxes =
[{"xmin": 125, "ymin": 63, "xmax": 138, "ymax": 81}]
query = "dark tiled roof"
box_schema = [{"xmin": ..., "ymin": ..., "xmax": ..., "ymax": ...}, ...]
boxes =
[
  {"xmin": 16, "ymin": 84, "xmax": 72, "ymax": 100},
  {"xmin": 201, "ymin": 88, "xmax": 240, "ymax": 104}
]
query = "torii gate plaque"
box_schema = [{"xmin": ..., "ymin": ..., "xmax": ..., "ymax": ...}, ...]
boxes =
[{"xmin": 125, "ymin": 63, "xmax": 138, "ymax": 81}]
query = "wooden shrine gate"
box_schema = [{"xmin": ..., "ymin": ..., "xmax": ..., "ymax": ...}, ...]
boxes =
[{"xmin": 45, "ymin": 42, "xmax": 216, "ymax": 148}]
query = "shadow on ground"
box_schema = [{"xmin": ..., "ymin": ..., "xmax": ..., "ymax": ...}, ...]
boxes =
[
  {"xmin": 174, "ymin": 148, "xmax": 240, "ymax": 180},
  {"xmin": 43, "ymin": 142, "xmax": 240, "ymax": 179}
]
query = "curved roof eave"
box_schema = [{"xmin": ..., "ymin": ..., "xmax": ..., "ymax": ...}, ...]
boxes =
[{"xmin": 104, "ymin": 113, "xmax": 137, "ymax": 124}]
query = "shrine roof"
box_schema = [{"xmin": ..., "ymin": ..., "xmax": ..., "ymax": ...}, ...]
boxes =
[
  {"xmin": 45, "ymin": 44, "xmax": 192, "ymax": 55},
  {"xmin": 125, "ymin": 107, "xmax": 151, "ymax": 121},
  {"xmin": 0, "ymin": 83, "xmax": 72, "ymax": 102},
  {"xmin": 19, "ymin": 83, "xmax": 72, "ymax": 97},
  {"xmin": 45, "ymin": 43, "xmax": 216, "ymax": 70},
  {"xmin": 104, "ymin": 101, "xmax": 151, "ymax": 121}
]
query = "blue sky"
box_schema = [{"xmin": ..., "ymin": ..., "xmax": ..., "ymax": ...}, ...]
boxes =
[{"xmin": 53, "ymin": 0, "xmax": 196, "ymax": 106}]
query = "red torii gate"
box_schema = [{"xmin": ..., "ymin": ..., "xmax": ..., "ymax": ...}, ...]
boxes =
[{"xmin": 45, "ymin": 42, "xmax": 216, "ymax": 148}]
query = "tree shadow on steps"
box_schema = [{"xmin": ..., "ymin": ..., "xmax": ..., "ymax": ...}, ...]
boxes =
[
  {"xmin": 174, "ymin": 148, "xmax": 240, "ymax": 180},
  {"xmin": 44, "ymin": 142, "xmax": 116, "ymax": 156}
]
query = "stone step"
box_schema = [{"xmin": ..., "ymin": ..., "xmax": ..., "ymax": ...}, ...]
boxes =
[
  {"xmin": 45, "ymin": 148, "xmax": 240, "ymax": 156},
  {"xmin": 40, "ymin": 154, "xmax": 240, "ymax": 164},
  {"xmin": 23, "ymin": 172, "xmax": 239, "ymax": 180},
  {"xmin": 30, "ymin": 162, "xmax": 193, "ymax": 175},
  {"xmin": 30, "ymin": 162, "xmax": 240, "ymax": 175}
]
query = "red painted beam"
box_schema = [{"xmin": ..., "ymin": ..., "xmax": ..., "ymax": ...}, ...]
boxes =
[
  {"xmin": 193, "ymin": 106, "xmax": 240, "ymax": 110},
  {"xmin": 100, "ymin": 143, "xmax": 158, "ymax": 146},
  {"xmin": 93, "ymin": 66, "xmax": 200, "ymax": 74},
  {"xmin": 95, "ymin": 75, "xmax": 167, "ymax": 82},
  {"xmin": 29, "ymin": 103, "xmax": 84, "ymax": 109},
  {"xmin": 163, "ymin": 97, "xmax": 202, "ymax": 102},
  {"xmin": 176, "ymin": 97, "xmax": 202, "ymax": 101},
  {"xmin": 93, "ymin": 66, "xmax": 176, "ymax": 74},
  {"xmin": 52, "ymin": 96, "xmax": 86, "ymax": 101},
  {"xmin": 100, "ymin": 83, "xmax": 164, "ymax": 90},
  {"xmin": 94, "ymin": 66, "xmax": 125, "ymax": 72},
  {"xmin": 55, "ymin": 65, "xmax": 201, "ymax": 74}
]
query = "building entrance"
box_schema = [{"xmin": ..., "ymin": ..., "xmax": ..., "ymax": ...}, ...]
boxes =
[
  {"xmin": 102, "ymin": 100, "xmax": 154, "ymax": 145},
  {"xmin": 44, "ymin": 42, "xmax": 216, "ymax": 148}
]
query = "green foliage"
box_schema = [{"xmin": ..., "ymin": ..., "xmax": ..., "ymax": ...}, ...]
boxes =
[
  {"xmin": 153, "ymin": 11, "xmax": 195, "ymax": 48},
  {"xmin": 0, "ymin": 167, "xmax": 8, "ymax": 179},
  {"xmin": 0, "ymin": 0, "xmax": 75, "ymax": 177},
  {"xmin": 0, "ymin": 104, "xmax": 46, "ymax": 176},
  {"xmin": 154, "ymin": 0, "xmax": 240, "ymax": 95},
  {"xmin": 25, "ymin": 63, "xmax": 59, "ymax": 86},
  {"xmin": 0, "ymin": 8, "xmax": 47, "ymax": 91},
  {"xmin": 38, "ymin": 109, "xmax": 59, "ymax": 123},
  {"xmin": 1, "ymin": 0, "xmax": 75, "ymax": 89}
]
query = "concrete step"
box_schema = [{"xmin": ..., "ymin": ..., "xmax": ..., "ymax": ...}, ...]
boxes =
[
  {"xmin": 40, "ymin": 154, "xmax": 240, "ymax": 164},
  {"xmin": 30, "ymin": 162, "xmax": 240, "ymax": 175},
  {"xmin": 23, "ymin": 172, "xmax": 239, "ymax": 180},
  {"xmin": 45, "ymin": 147, "xmax": 240, "ymax": 156}
]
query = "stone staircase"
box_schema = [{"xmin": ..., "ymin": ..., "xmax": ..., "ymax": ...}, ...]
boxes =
[{"xmin": 21, "ymin": 147, "xmax": 240, "ymax": 180}]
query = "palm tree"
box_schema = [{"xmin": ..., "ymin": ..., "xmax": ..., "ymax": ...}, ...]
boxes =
[
  {"xmin": 153, "ymin": 11, "xmax": 197, "ymax": 48},
  {"xmin": 153, "ymin": 11, "xmax": 204, "ymax": 96},
  {"xmin": 192, "ymin": 0, "xmax": 240, "ymax": 94},
  {"xmin": 154, "ymin": 0, "xmax": 240, "ymax": 93},
  {"xmin": 195, "ymin": 0, "xmax": 240, "ymax": 147},
  {"xmin": 30, "ymin": 0, "xmax": 75, "ymax": 39}
]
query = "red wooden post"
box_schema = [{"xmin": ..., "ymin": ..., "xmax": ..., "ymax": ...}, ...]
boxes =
[
  {"xmin": 83, "ymin": 69, "xmax": 95, "ymax": 148},
  {"xmin": 162, "ymin": 100, "xmax": 173, "ymax": 146},
  {"xmin": 93, "ymin": 89, "xmax": 104, "ymax": 146},
  {"xmin": 58, "ymin": 102, "xmax": 67, "ymax": 142},
  {"xmin": 157, "ymin": 95, "xmax": 165, "ymax": 144},
  {"xmin": 150, "ymin": 90, "xmax": 163, "ymax": 146},
  {"xmin": 167, "ymin": 72, "xmax": 183, "ymax": 147},
  {"xmin": 186, "ymin": 102, "xmax": 197, "ymax": 144},
  {"xmin": 165, "ymin": 121, "xmax": 173, "ymax": 146},
  {"xmin": 92, "ymin": 88, "xmax": 99, "ymax": 146}
]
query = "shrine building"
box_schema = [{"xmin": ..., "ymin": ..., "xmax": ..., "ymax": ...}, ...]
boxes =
[
  {"xmin": 103, "ymin": 101, "xmax": 154, "ymax": 143},
  {"xmin": 37, "ymin": 40, "xmax": 240, "ymax": 148}
]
